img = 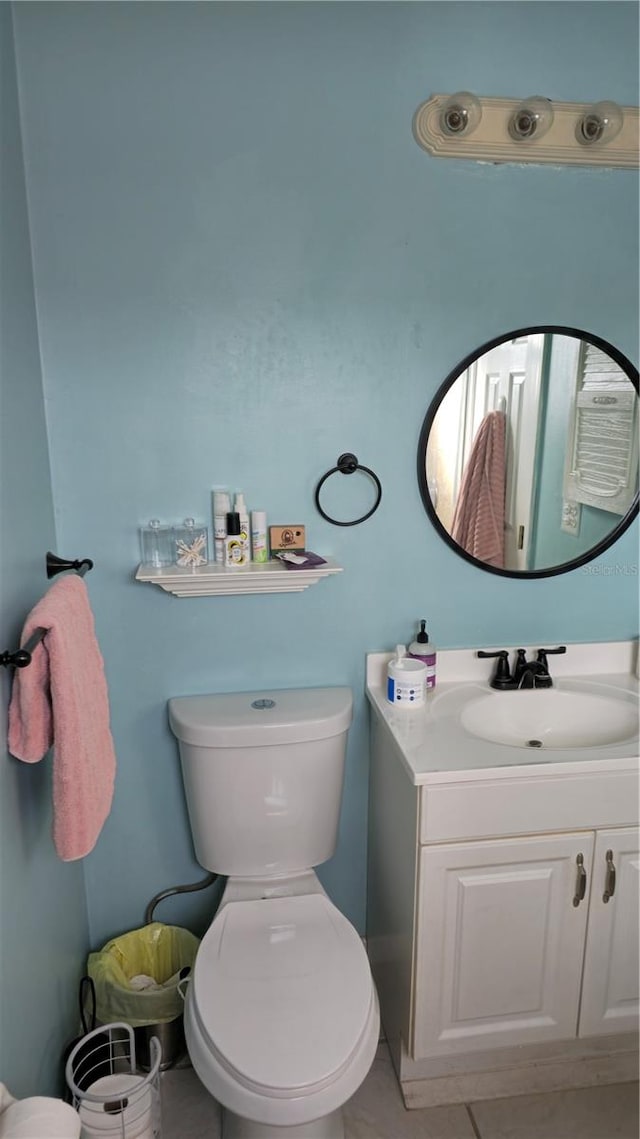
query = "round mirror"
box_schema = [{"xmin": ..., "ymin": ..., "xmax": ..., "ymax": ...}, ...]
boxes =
[{"xmin": 418, "ymin": 326, "xmax": 639, "ymax": 578}]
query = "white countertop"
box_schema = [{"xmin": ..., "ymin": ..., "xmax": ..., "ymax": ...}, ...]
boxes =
[{"xmin": 366, "ymin": 642, "xmax": 640, "ymax": 787}]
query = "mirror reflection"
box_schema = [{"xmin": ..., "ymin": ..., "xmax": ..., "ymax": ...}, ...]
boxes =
[{"xmin": 420, "ymin": 328, "xmax": 639, "ymax": 577}]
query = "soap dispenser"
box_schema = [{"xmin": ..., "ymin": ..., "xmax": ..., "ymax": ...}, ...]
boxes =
[{"xmin": 407, "ymin": 620, "xmax": 437, "ymax": 691}]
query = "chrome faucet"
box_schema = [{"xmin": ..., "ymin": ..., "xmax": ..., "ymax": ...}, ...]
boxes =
[{"xmin": 478, "ymin": 647, "xmax": 567, "ymax": 690}]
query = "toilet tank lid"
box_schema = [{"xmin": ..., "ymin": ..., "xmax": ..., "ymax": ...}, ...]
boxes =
[{"xmin": 168, "ymin": 687, "xmax": 353, "ymax": 748}]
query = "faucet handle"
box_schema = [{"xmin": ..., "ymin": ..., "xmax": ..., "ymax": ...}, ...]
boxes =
[
  {"xmin": 514, "ymin": 648, "xmax": 529, "ymax": 680},
  {"xmin": 536, "ymin": 645, "xmax": 567, "ymax": 670},
  {"xmin": 477, "ymin": 650, "xmax": 512, "ymax": 688}
]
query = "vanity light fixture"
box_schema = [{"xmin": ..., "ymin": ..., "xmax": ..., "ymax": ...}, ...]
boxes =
[
  {"xmin": 413, "ymin": 94, "xmax": 639, "ymax": 168},
  {"xmin": 508, "ymin": 96, "xmax": 554, "ymax": 142},
  {"xmin": 576, "ymin": 100, "xmax": 624, "ymax": 146},
  {"xmin": 439, "ymin": 91, "xmax": 482, "ymax": 137}
]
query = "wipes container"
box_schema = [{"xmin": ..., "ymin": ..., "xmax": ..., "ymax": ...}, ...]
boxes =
[{"xmin": 387, "ymin": 645, "xmax": 427, "ymax": 708}]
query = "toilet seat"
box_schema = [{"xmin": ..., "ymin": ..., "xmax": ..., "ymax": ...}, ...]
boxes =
[{"xmin": 191, "ymin": 893, "xmax": 375, "ymax": 1098}]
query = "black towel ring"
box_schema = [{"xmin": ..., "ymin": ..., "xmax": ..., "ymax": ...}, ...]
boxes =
[{"xmin": 314, "ymin": 453, "xmax": 382, "ymax": 527}]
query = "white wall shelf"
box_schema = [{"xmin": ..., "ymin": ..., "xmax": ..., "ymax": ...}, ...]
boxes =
[{"xmin": 135, "ymin": 559, "xmax": 343, "ymax": 597}]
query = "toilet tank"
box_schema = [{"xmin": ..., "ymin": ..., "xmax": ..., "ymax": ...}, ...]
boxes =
[{"xmin": 168, "ymin": 687, "xmax": 353, "ymax": 876}]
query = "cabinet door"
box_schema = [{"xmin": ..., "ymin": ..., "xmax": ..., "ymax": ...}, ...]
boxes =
[
  {"xmin": 579, "ymin": 827, "xmax": 639, "ymax": 1038},
  {"xmin": 413, "ymin": 833, "xmax": 594, "ymax": 1058}
]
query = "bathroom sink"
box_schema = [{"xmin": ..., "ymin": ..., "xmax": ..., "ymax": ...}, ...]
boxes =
[{"xmin": 460, "ymin": 688, "xmax": 639, "ymax": 750}]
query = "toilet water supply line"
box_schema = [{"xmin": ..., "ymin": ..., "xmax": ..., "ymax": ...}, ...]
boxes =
[{"xmin": 144, "ymin": 872, "xmax": 219, "ymax": 925}]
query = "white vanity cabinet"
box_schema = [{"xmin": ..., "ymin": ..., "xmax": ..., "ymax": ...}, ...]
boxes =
[
  {"xmin": 579, "ymin": 827, "xmax": 639, "ymax": 1038},
  {"xmin": 413, "ymin": 828, "xmax": 639, "ymax": 1059},
  {"xmin": 366, "ymin": 685, "xmax": 639, "ymax": 1108},
  {"xmin": 413, "ymin": 832, "xmax": 594, "ymax": 1058}
]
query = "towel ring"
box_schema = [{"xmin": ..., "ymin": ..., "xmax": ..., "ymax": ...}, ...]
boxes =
[{"xmin": 314, "ymin": 453, "xmax": 382, "ymax": 527}]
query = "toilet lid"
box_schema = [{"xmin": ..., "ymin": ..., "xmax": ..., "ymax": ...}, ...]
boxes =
[{"xmin": 192, "ymin": 893, "xmax": 374, "ymax": 1096}]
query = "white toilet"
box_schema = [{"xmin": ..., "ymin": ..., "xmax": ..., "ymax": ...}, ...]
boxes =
[{"xmin": 168, "ymin": 686, "xmax": 379, "ymax": 1139}]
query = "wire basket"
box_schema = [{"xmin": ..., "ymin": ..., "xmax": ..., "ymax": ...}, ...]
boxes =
[{"xmin": 65, "ymin": 1022, "xmax": 161, "ymax": 1138}]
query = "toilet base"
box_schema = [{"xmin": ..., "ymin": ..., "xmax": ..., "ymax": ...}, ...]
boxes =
[{"xmin": 222, "ymin": 1106, "xmax": 344, "ymax": 1139}]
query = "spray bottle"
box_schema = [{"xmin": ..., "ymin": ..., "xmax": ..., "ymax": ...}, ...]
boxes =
[
  {"xmin": 212, "ymin": 490, "xmax": 230, "ymax": 563},
  {"xmin": 234, "ymin": 492, "xmax": 251, "ymax": 561}
]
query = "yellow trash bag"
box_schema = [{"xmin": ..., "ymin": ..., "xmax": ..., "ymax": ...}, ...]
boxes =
[{"xmin": 87, "ymin": 922, "xmax": 199, "ymax": 1027}]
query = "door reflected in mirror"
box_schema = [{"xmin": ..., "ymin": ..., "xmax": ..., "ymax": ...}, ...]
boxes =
[{"xmin": 419, "ymin": 327, "xmax": 639, "ymax": 578}]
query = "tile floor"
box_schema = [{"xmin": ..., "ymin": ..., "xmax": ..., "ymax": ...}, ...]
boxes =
[{"xmin": 160, "ymin": 1044, "xmax": 639, "ymax": 1139}]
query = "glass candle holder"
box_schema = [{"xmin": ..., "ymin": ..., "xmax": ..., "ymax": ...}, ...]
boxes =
[{"xmin": 174, "ymin": 518, "xmax": 210, "ymax": 568}]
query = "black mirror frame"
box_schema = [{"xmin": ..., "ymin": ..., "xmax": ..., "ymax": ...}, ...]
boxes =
[{"xmin": 417, "ymin": 325, "xmax": 639, "ymax": 579}]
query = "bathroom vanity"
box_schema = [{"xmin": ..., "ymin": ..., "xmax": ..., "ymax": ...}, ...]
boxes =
[{"xmin": 366, "ymin": 642, "xmax": 639, "ymax": 1108}]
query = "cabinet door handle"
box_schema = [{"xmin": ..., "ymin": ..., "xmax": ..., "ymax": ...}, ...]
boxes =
[
  {"xmin": 602, "ymin": 849, "xmax": 616, "ymax": 903},
  {"xmin": 573, "ymin": 853, "xmax": 587, "ymax": 907}
]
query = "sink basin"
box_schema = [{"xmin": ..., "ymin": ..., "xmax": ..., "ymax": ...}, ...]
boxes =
[{"xmin": 461, "ymin": 688, "xmax": 639, "ymax": 750}]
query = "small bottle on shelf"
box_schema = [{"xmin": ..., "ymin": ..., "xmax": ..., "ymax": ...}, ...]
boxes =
[
  {"xmin": 224, "ymin": 512, "xmax": 249, "ymax": 568},
  {"xmin": 212, "ymin": 490, "xmax": 230, "ymax": 563},
  {"xmin": 251, "ymin": 511, "xmax": 268, "ymax": 562},
  {"xmin": 234, "ymin": 492, "xmax": 251, "ymax": 559}
]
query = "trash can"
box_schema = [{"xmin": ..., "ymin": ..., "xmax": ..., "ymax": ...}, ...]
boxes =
[{"xmin": 87, "ymin": 923, "xmax": 199, "ymax": 1071}]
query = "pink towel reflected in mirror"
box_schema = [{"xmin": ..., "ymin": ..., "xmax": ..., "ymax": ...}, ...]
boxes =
[{"xmin": 451, "ymin": 410, "xmax": 506, "ymax": 569}]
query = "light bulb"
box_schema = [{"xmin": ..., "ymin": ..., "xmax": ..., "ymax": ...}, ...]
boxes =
[
  {"xmin": 576, "ymin": 101, "xmax": 623, "ymax": 146},
  {"xmin": 440, "ymin": 92, "xmax": 482, "ymax": 137},
  {"xmin": 508, "ymin": 96, "xmax": 554, "ymax": 142}
]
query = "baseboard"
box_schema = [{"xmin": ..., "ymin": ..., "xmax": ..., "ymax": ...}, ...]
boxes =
[{"xmin": 396, "ymin": 1035, "xmax": 639, "ymax": 1109}]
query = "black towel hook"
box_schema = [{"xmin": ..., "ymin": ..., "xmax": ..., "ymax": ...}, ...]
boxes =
[
  {"xmin": 314, "ymin": 453, "xmax": 382, "ymax": 527},
  {"xmin": 1, "ymin": 553, "xmax": 94, "ymax": 669},
  {"xmin": 46, "ymin": 552, "xmax": 94, "ymax": 578}
]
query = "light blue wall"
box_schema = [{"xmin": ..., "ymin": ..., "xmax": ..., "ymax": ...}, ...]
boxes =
[
  {"xmin": 12, "ymin": 1, "xmax": 639, "ymax": 948},
  {"xmin": 0, "ymin": 4, "xmax": 90, "ymax": 1097}
]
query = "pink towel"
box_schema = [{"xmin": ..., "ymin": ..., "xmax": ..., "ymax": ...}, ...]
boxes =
[
  {"xmin": 451, "ymin": 410, "xmax": 506, "ymax": 568},
  {"xmin": 8, "ymin": 576, "xmax": 116, "ymax": 861}
]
